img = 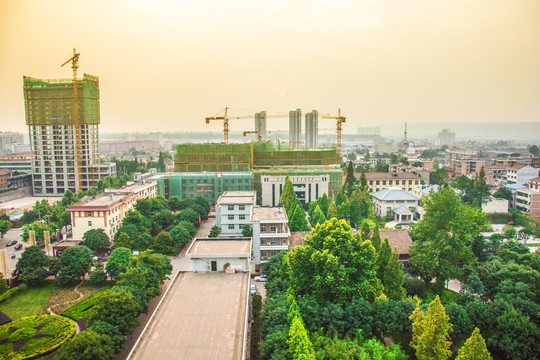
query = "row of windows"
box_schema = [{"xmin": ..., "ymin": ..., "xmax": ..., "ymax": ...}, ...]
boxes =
[
  {"xmin": 370, "ymin": 180, "xmax": 419, "ymax": 186},
  {"xmin": 227, "ymin": 205, "xmax": 246, "ymax": 211},
  {"xmin": 228, "ymin": 214, "xmax": 246, "ymax": 220}
]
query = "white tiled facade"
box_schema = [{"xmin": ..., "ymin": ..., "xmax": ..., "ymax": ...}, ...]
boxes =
[
  {"xmin": 216, "ymin": 191, "xmax": 256, "ymax": 236},
  {"xmin": 261, "ymin": 175, "xmax": 329, "ymax": 206}
]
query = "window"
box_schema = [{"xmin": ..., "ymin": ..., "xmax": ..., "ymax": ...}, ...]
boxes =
[
  {"xmin": 228, "ymin": 215, "xmax": 234, "ymax": 220},
  {"xmin": 270, "ymin": 238, "xmax": 276, "ymax": 245},
  {"xmin": 87, "ymin": 211, "xmax": 92, "ymax": 217},
  {"xmin": 382, "ymin": 180, "xmax": 386, "ymax": 185},
  {"xmin": 271, "ymin": 225, "xmax": 276, "ymax": 232},
  {"xmin": 389, "ymin": 180, "xmax": 393, "ymax": 185},
  {"xmin": 228, "ymin": 224, "xmax": 235, "ymax": 230},
  {"xmin": 239, "ymin": 215, "xmax": 246, "ymax": 220},
  {"xmin": 228, "ymin": 205, "xmax": 234, "ymax": 211},
  {"xmin": 376, "ymin": 180, "xmax": 380, "ymax": 185},
  {"xmin": 88, "ymin": 221, "xmax": 92, "ymax": 226},
  {"xmin": 239, "ymin": 205, "xmax": 245, "ymax": 211}
]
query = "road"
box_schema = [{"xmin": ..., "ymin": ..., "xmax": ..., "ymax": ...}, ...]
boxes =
[{"xmin": 0, "ymin": 227, "xmax": 28, "ymax": 274}]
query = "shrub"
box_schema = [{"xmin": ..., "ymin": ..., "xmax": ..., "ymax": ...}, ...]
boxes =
[{"xmin": 0, "ymin": 287, "xmax": 19, "ymax": 303}]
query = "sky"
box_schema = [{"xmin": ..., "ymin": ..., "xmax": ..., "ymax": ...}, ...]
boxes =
[{"xmin": 1, "ymin": 0, "xmax": 539, "ymax": 135}]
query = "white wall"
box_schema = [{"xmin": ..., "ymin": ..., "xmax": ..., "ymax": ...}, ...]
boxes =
[{"xmin": 191, "ymin": 257, "xmax": 249, "ymax": 272}]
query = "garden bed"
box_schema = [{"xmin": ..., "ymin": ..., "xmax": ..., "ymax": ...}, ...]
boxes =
[{"xmin": 0, "ymin": 314, "xmax": 75, "ymax": 359}]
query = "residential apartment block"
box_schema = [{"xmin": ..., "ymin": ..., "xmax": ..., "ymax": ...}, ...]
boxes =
[
  {"xmin": 251, "ymin": 207, "xmax": 289, "ymax": 269},
  {"xmin": 67, "ymin": 181, "xmax": 158, "ymax": 240},
  {"xmin": 506, "ymin": 165, "xmax": 539, "ymax": 186},
  {"xmin": 215, "ymin": 191, "xmax": 256, "ymax": 236},
  {"xmin": 514, "ymin": 188, "xmax": 540, "ymax": 219}
]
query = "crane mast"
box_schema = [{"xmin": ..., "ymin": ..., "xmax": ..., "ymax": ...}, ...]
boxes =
[{"xmin": 61, "ymin": 48, "xmax": 83, "ymax": 192}]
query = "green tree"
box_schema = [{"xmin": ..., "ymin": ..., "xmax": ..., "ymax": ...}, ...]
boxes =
[
  {"xmin": 89, "ymin": 320, "xmax": 126, "ymax": 353},
  {"xmin": 209, "ymin": 225, "xmax": 220, "ymax": 237},
  {"xmin": 288, "ymin": 317, "xmax": 316, "ymax": 360},
  {"xmin": 529, "ymin": 144, "xmax": 540, "ymax": 156},
  {"xmin": 410, "ymin": 296, "xmax": 453, "ymax": 360},
  {"xmin": 327, "ymin": 201, "xmax": 338, "ymax": 220},
  {"xmin": 455, "ymin": 328, "xmax": 492, "ymax": 360},
  {"xmin": 21, "ymin": 220, "xmax": 53, "ymax": 245},
  {"xmin": 377, "ymin": 240, "xmax": 406, "ymax": 300},
  {"xmin": 289, "ymin": 218, "xmax": 377, "ymax": 302},
  {"xmin": 280, "ymin": 176, "xmax": 296, "ymax": 215},
  {"xmin": 242, "ymin": 224, "xmax": 253, "ymax": 237},
  {"xmin": 176, "ymin": 208, "xmax": 200, "ymax": 228},
  {"xmin": 289, "ymin": 204, "xmax": 310, "ymax": 232},
  {"xmin": 375, "ymin": 159, "xmax": 389, "ymax": 172},
  {"xmin": 105, "ymin": 247, "xmax": 132, "ymax": 280},
  {"xmin": 0, "ymin": 219, "xmax": 11, "ymax": 238},
  {"xmin": 489, "ymin": 308, "xmax": 540, "ymax": 360},
  {"xmin": 82, "ymin": 229, "xmax": 110, "ymax": 252},
  {"xmin": 462, "ymin": 167, "xmax": 490, "ymax": 206},
  {"xmin": 170, "ymin": 225, "xmax": 191, "ymax": 249},
  {"xmin": 430, "ymin": 167, "xmax": 448, "ymax": 185},
  {"xmin": 88, "ymin": 288, "xmax": 141, "ymax": 335},
  {"xmin": 153, "ymin": 231, "xmax": 175, "ymax": 255},
  {"xmin": 409, "ymin": 186, "xmax": 486, "ymax": 293},
  {"xmin": 493, "ymin": 186, "xmax": 512, "ymax": 200},
  {"xmin": 89, "ymin": 262, "xmax": 108, "ymax": 284},
  {"xmin": 344, "ymin": 161, "xmax": 357, "ymax": 196},
  {"xmin": 310, "ymin": 205, "xmax": 326, "ymax": 227},
  {"xmin": 390, "ymin": 153, "xmax": 399, "ymax": 164},
  {"xmin": 157, "ymin": 151, "xmax": 166, "ymax": 172},
  {"xmin": 371, "ymin": 223, "xmax": 381, "ymax": 251},
  {"xmin": 56, "ymin": 245, "xmax": 93, "ymax": 284},
  {"xmin": 115, "ymin": 232, "xmax": 133, "ymax": 249},
  {"xmin": 55, "ymin": 330, "xmax": 115, "ymax": 360},
  {"xmin": 16, "ymin": 246, "xmax": 49, "ymax": 285},
  {"xmin": 359, "ymin": 171, "xmax": 368, "ymax": 190}
]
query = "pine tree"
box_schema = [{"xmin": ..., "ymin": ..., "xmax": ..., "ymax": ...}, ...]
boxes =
[
  {"xmin": 382, "ymin": 247, "xmax": 406, "ymax": 300},
  {"xmin": 410, "ymin": 295, "xmax": 453, "ymax": 360},
  {"xmin": 310, "ymin": 205, "xmax": 327, "ymax": 227},
  {"xmin": 280, "ymin": 176, "xmax": 296, "ymax": 214},
  {"xmin": 375, "ymin": 238, "xmax": 392, "ymax": 281},
  {"xmin": 344, "ymin": 161, "xmax": 357, "ymax": 196},
  {"xmin": 371, "ymin": 224, "xmax": 381, "ymax": 251},
  {"xmin": 360, "ymin": 170, "xmax": 368, "ymax": 190},
  {"xmin": 456, "ymin": 328, "xmax": 492, "ymax": 360},
  {"xmin": 327, "ymin": 201, "xmax": 338, "ymax": 220},
  {"xmin": 334, "ymin": 190, "xmax": 347, "ymax": 206},
  {"xmin": 288, "ymin": 317, "xmax": 316, "ymax": 360},
  {"xmin": 157, "ymin": 152, "xmax": 166, "ymax": 172},
  {"xmin": 289, "ymin": 204, "xmax": 310, "ymax": 232},
  {"xmin": 361, "ymin": 221, "xmax": 371, "ymax": 240}
]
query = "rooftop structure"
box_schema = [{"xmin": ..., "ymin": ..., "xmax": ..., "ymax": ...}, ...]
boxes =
[
  {"xmin": 216, "ymin": 191, "xmax": 257, "ymax": 204},
  {"xmin": 371, "ymin": 187, "xmax": 420, "ymax": 202},
  {"xmin": 186, "ymin": 238, "xmax": 252, "ymax": 272},
  {"xmin": 129, "ymin": 272, "xmax": 249, "ymax": 360}
]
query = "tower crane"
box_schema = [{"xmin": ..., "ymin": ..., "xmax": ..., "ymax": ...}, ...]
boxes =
[
  {"xmin": 205, "ymin": 107, "xmax": 346, "ymax": 161},
  {"xmin": 61, "ymin": 48, "xmax": 83, "ymax": 192}
]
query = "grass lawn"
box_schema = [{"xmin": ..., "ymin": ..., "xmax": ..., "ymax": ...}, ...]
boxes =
[
  {"xmin": 0, "ymin": 280, "xmax": 54, "ymax": 320},
  {"xmin": 61, "ymin": 284, "xmax": 113, "ymax": 320}
]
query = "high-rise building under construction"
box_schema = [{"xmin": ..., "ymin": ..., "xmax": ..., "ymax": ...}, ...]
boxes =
[
  {"xmin": 289, "ymin": 109, "xmax": 302, "ymax": 148},
  {"xmin": 23, "ymin": 75, "xmax": 116, "ymax": 196},
  {"xmin": 305, "ymin": 110, "xmax": 318, "ymax": 148}
]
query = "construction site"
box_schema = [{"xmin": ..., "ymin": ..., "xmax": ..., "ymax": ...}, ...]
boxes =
[
  {"xmin": 172, "ymin": 108, "xmax": 345, "ymax": 204},
  {"xmin": 23, "ymin": 50, "xmax": 116, "ymax": 196}
]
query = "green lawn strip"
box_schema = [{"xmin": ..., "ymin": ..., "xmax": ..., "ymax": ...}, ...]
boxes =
[
  {"xmin": 0, "ymin": 281, "xmax": 54, "ymax": 320},
  {"xmin": 61, "ymin": 283, "xmax": 113, "ymax": 320}
]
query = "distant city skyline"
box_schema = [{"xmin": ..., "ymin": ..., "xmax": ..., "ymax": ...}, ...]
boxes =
[{"xmin": 1, "ymin": 0, "xmax": 539, "ymax": 134}]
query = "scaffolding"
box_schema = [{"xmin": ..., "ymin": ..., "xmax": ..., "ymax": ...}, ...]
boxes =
[
  {"xmin": 174, "ymin": 142, "xmax": 338, "ymax": 172},
  {"xmin": 23, "ymin": 74, "xmax": 100, "ymax": 126}
]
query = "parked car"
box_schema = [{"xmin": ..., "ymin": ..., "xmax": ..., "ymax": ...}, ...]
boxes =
[
  {"xmin": 5, "ymin": 240, "xmax": 17, "ymax": 247},
  {"xmin": 250, "ymin": 284, "xmax": 257, "ymax": 295},
  {"xmin": 254, "ymin": 275, "xmax": 267, "ymax": 282},
  {"xmin": 14, "ymin": 244, "xmax": 23, "ymax": 251}
]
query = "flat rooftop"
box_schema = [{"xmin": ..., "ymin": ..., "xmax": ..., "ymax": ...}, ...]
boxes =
[
  {"xmin": 71, "ymin": 193, "xmax": 127, "ymax": 208},
  {"xmin": 130, "ymin": 272, "xmax": 248, "ymax": 360},
  {"xmin": 187, "ymin": 238, "xmax": 251, "ymax": 257},
  {"xmin": 217, "ymin": 191, "xmax": 256, "ymax": 204},
  {"xmin": 251, "ymin": 207, "xmax": 288, "ymax": 222}
]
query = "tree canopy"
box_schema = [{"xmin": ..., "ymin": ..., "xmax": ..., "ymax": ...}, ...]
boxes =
[
  {"xmin": 16, "ymin": 246, "xmax": 49, "ymax": 285},
  {"xmin": 82, "ymin": 229, "xmax": 110, "ymax": 251}
]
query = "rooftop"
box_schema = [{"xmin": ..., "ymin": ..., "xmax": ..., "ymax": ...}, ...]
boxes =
[
  {"xmin": 130, "ymin": 272, "xmax": 248, "ymax": 360},
  {"xmin": 217, "ymin": 191, "xmax": 256, "ymax": 205},
  {"xmin": 251, "ymin": 207, "xmax": 288, "ymax": 222},
  {"xmin": 372, "ymin": 187, "xmax": 419, "ymax": 201},
  {"xmin": 362, "ymin": 172, "xmax": 422, "ymax": 181},
  {"xmin": 379, "ymin": 229, "xmax": 412, "ymax": 255},
  {"xmin": 187, "ymin": 238, "xmax": 252, "ymax": 257},
  {"xmin": 68, "ymin": 193, "xmax": 131, "ymax": 210}
]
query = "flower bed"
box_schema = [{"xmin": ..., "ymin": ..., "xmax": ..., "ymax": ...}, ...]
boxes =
[{"xmin": 0, "ymin": 314, "xmax": 76, "ymax": 359}]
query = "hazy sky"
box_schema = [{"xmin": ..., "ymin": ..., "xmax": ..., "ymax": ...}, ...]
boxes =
[{"xmin": 1, "ymin": 0, "xmax": 539, "ymax": 135}]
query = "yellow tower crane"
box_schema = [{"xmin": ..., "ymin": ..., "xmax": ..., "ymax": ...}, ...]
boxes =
[
  {"xmin": 61, "ymin": 48, "xmax": 83, "ymax": 192},
  {"xmin": 205, "ymin": 107, "xmax": 346, "ymax": 161}
]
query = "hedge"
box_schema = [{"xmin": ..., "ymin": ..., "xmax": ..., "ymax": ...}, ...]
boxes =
[
  {"xmin": 0, "ymin": 314, "xmax": 76, "ymax": 360},
  {"xmin": 0, "ymin": 287, "xmax": 19, "ymax": 303}
]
